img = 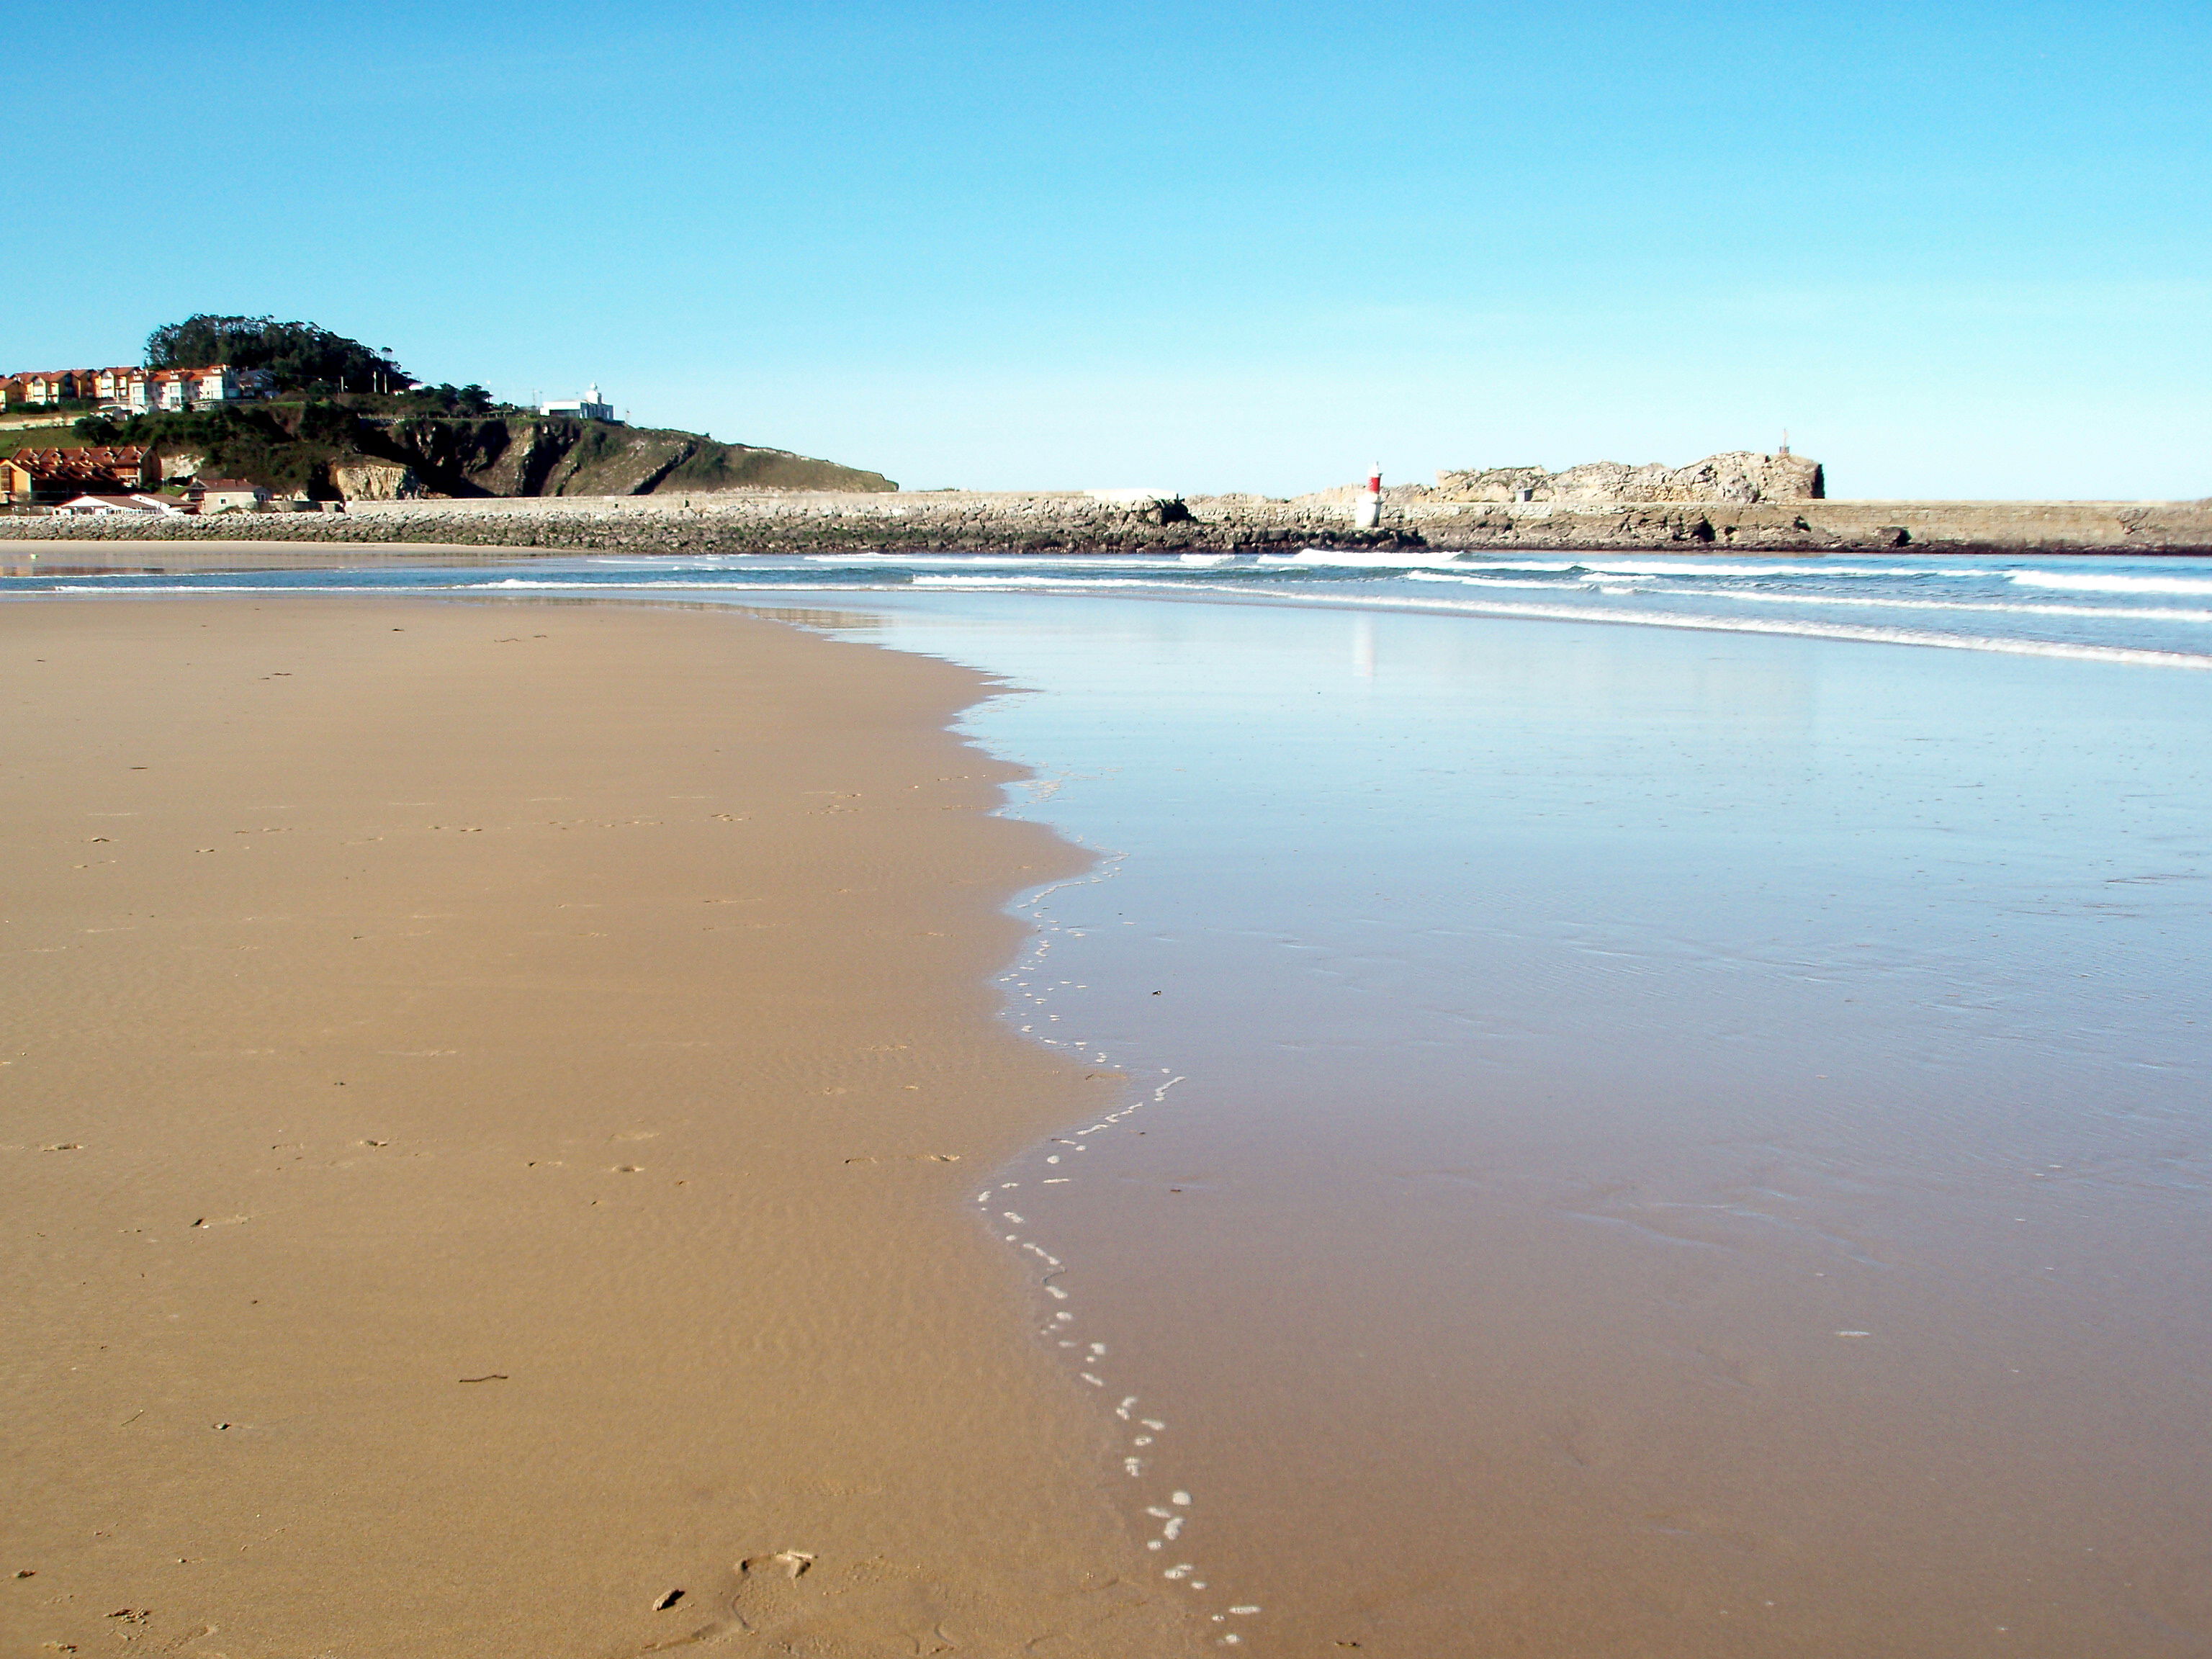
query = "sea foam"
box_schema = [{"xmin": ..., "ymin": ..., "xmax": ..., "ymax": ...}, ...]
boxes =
[{"xmin": 2008, "ymin": 570, "xmax": 2212, "ymax": 597}]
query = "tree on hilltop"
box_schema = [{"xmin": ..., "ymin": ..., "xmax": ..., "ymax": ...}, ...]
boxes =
[
  {"xmin": 145, "ymin": 315, "xmax": 412, "ymax": 394},
  {"xmin": 421, "ymin": 382, "xmax": 496, "ymax": 415}
]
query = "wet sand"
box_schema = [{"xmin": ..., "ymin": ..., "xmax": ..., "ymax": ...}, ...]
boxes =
[{"xmin": 0, "ymin": 598, "xmax": 1202, "ymax": 1658}]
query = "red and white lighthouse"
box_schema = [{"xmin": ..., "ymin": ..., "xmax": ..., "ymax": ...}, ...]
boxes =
[{"xmin": 1353, "ymin": 463, "xmax": 1383, "ymax": 529}]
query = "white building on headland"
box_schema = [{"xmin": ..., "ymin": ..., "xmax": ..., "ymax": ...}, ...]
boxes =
[{"xmin": 539, "ymin": 384, "xmax": 615, "ymax": 421}]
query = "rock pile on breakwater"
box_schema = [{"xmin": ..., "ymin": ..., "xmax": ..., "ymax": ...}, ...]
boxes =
[
  {"xmin": 4, "ymin": 487, "xmax": 2208, "ymax": 555},
  {"xmin": 0, "ymin": 492, "xmax": 1416, "ymax": 557},
  {"xmin": 1434, "ymin": 449, "xmax": 1825, "ymax": 505}
]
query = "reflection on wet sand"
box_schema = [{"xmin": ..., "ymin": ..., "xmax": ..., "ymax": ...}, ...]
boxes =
[{"xmin": 770, "ymin": 593, "xmax": 2212, "ymax": 1659}]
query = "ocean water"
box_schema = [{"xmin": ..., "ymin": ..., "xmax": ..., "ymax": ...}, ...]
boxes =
[
  {"xmin": 8, "ymin": 547, "xmax": 2212, "ymax": 668},
  {"xmin": 10, "ymin": 549, "xmax": 2212, "ymax": 1655},
  {"xmin": 757, "ymin": 588, "xmax": 2212, "ymax": 1659}
]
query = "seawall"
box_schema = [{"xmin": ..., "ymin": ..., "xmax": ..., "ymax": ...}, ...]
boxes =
[{"xmin": 2, "ymin": 491, "xmax": 2208, "ymax": 555}]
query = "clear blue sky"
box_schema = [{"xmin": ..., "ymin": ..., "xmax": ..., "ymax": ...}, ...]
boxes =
[{"xmin": 9, "ymin": 1, "xmax": 2207, "ymax": 498}]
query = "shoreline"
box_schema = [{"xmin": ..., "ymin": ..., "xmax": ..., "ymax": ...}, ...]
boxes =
[
  {"xmin": 2, "ymin": 490, "xmax": 2209, "ymax": 556},
  {"xmin": 1, "ymin": 597, "xmax": 1202, "ymax": 1658}
]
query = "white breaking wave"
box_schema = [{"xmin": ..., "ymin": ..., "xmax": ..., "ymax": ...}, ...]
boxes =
[
  {"xmin": 1228, "ymin": 586, "xmax": 2212, "ymax": 670},
  {"xmin": 1450, "ymin": 559, "xmax": 1965, "ymax": 579},
  {"xmin": 477, "ymin": 577, "xmax": 767, "ymax": 589},
  {"xmin": 912, "ymin": 574, "xmax": 1180, "ymax": 589},
  {"xmin": 2008, "ymin": 570, "xmax": 2212, "ymax": 597},
  {"xmin": 809, "ymin": 552, "xmax": 1205, "ymax": 571},
  {"xmin": 1629, "ymin": 585, "xmax": 2212, "ymax": 624},
  {"xmin": 1286, "ymin": 549, "xmax": 1487, "ymax": 569},
  {"xmin": 1408, "ymin": 570, "xmax": 1664, "ymax": 588},
  {"xmin": 1403, "ymin": 572, "xmax": 1596, "ymax": 592}
]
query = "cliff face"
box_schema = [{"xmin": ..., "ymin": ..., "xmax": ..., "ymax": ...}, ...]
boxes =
[
  {"xmin": 366, "ymin": 417, "xmax": 894, "ymax": 499},
  {"xmin": 328, "ymin": 461, "xmax": 420, "ymax": 500},
  {"xmin": 1436, "ymin": 451, "xmax": 1824, "ymax": 505}
]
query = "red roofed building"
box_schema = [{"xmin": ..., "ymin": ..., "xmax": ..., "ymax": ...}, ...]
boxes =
[
  {"xmin": 7, "ymin": 369, "xmax": 96, "ymax": 406},
  {"xmin": 122, "ymin": 364, "xmax": 272, "ymax": 413},
  {"xmin": 94, "ymin": 366, "xmax": 146, "ymax": 408},
  {"xmin": 8, "ymin": 364, "xmax": 274, "ymax": 415},
  {"xmin": 4, "ymin": 445, "xmax": 160, "ymax": 505},
  {"xmin": 190, "ymin": 477, "xmax": 271, "ymax": 513}
]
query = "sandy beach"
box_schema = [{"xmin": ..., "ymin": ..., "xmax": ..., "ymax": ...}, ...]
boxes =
[
  {"xmin": 14, "ymin": 0, "xmax": 2206, "ymax": 1648},
  {"xmin": 1, "ymin": 598, "xmax": 1202, "ymax": 1658},
  {"xmin": 11, "ymin": 560, "xmax": 2212, "ymax": 1659}
]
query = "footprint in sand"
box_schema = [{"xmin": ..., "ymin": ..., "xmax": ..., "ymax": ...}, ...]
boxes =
[
  {"xmin": 632, "ymin": 1557, "xmax": 822, "ymax": 1654},
  {"xmin": 690, "ymin": 1550, "xmax": 822, "ymax": 1648},
  {"xmin": 740, "ymin": 1550, "xmax": 814, "ymax": 1580}
]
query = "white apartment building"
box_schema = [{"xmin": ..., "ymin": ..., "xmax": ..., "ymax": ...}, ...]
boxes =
[{"xmin": 88, "ymin": 364, "xmax": 275, "ymax": 414}]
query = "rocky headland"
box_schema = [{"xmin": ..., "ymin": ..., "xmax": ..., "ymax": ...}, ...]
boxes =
[
  {"xmin": 13, "ymin": 313, "xmax": 898, "ymax": 503},
  {"xmin": 320, "ymin": 413, "xmax": 894, "ymax": 500},
  {"xmin": 125, "ymin": 408, "xmax": 894, "ymax": 502}
]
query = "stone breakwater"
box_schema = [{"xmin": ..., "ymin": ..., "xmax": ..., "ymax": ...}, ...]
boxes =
[
  {"xmin": 1434, "ymin": 449, "xmax": 1825, "ymax": 505},
  {"xmin": 3, "ymin": 490, "xmax": 2208, "ymax": 554}
]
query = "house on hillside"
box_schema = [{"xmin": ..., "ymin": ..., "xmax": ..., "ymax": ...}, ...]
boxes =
[
  {"xmin": 191, "ymin": 366, "xmax": 238, "ymax": 404},
  {"xmin": 7, "ymin": 364, "xmax": 273, "ymax": 415},
  {"xmin": 539, "ymin": 383, "xmax": 615, "ymax": 421},
  {"xmin": 10, "ymin": 369, "xmax": 95, "ymax": 407},
  {"xmin": 106, "ymin": 363, "xmax": 274, "ymax": 413},
  {"xmin": 165, "ymin": 365, "xmax": 266, "ymax": 408},
  {"xmin": 192, "ymin": 477, "xmax": 271, "ymax": 513}
]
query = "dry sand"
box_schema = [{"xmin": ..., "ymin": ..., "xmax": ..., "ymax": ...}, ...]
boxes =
[{"xmin": 1, "ymin": 598, "xmax": 1202, "ymax": 1658}]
